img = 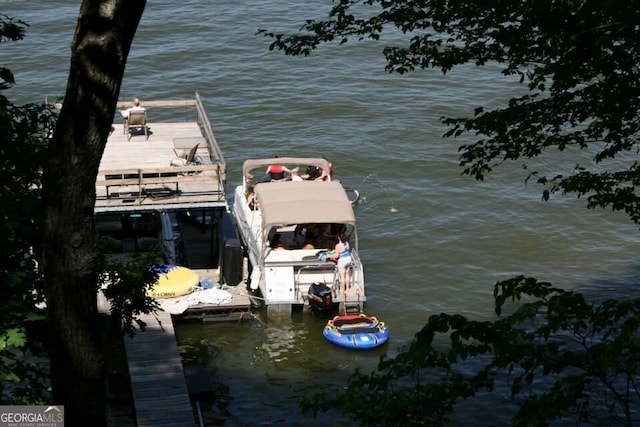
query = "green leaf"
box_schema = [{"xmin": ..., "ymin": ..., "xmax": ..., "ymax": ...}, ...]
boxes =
[{"xmin": 1, "ymin": 328, "xmax": 27, "ymax": 349}]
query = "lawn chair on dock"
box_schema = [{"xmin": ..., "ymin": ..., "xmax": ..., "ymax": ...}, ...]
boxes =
[
  {"xmin": 170, "ymin": 143, "xmax": 202, "ymax": 167},
  {"xmin": 124, "ymin": 109, "xmax": 148, "ymax": 141}
]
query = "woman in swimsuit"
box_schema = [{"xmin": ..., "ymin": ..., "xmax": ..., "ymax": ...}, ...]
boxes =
[{"xmin": 329, "ymin": 233, "xmax": 352, "ymax": 293}]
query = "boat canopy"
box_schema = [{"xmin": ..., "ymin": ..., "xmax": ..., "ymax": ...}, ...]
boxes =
[
  {"xmin": 254, "ymin": 181, "xmax": 356, "ymax": 231},
  {"xmin": 242, "ymin": 157, "xmax": 331, "ymax": 180}
]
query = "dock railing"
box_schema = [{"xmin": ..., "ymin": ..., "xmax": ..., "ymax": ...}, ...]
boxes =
[
  {"xmin": 195, "ymin": 92, "xmax": 225, "ymax": 168},
  {"xmin": 96, "ymin": 164, "xmax": 226, "ymax": 201}
]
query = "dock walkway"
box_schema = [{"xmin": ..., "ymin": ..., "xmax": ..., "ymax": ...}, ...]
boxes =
[{"xmin": 124, "ymin": 309, "xmax": 195, "ymax": 427}]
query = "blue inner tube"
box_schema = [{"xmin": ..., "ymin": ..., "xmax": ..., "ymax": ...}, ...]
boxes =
[{"xmin": 323, "ymin": 314, "xmax": 389, "ymax": 350}]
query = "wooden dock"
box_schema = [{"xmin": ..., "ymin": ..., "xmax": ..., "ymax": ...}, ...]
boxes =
[
  {"xmin": 124, "ymin": 309, "xmax": 195, "ymax": 427},
  {"xmin": 95, "ymin": 94, "xmax": 227, "ymax": 214},
  {"xmin": 95, "ymin": 94, "xmax": 252, "ymax": 426},
  {"xmin": 95, "ymin": 92, "xmax": 253, "ymax": 320}
]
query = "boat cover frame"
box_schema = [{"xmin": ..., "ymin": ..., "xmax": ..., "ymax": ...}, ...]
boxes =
[{"xmin": 242, "ymin": 157, "xmax": 332, "ymax": 181}]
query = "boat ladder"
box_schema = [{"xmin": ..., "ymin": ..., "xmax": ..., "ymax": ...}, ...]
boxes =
[{"xmin": 333, "ymin": 262, "xmax": 364, "ymax": 314}]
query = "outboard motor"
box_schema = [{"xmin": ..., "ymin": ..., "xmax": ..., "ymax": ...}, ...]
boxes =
[{"xmin": 307, "ymin": 282, "xmax": 333, "ymax": 317}]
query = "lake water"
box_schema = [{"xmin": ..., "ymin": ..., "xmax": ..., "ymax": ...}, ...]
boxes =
[{"xmin": 5, "ymin": 1, "xmax": 640, "ymax": 425}]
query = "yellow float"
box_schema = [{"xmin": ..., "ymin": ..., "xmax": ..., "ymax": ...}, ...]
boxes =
[{"xmin": 147, "ymin": 265, "xmax": 199, "ymax": 298}]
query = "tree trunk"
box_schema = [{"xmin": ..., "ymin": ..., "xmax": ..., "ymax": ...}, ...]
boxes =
[{"xmin": 41, "ymin": 1, "xmax": 145, "ymax": 425}]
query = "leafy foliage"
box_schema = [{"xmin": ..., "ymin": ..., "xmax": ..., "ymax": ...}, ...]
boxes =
[
  {"xmin": 0, "ymin": 15, "xmax": 58, "ymax": 404},
  {"xmin": 0, "ymin": 21, "xmax": 56, "ymax": 402},
  {"xmin": 99, "ymin": 253, "xmax": 162, "ymax": 337},
  {"xmin": 0, "ymin": 15, "xmax": 27, "ymax": 98},
  {"xmin": 260, "ymin": 0, "xmax": 640, "ymax": 223},
  {"xmin": 0, "ymin": 327, "xmax": 49, "ymax": 405},
  {"xmin": 301, "ymin": 277, "xmax": 640, "ymax": 426}
]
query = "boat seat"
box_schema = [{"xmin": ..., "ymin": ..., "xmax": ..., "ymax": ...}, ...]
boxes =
[{"xmin": 96, "ymin": 219, "xmax": 122, "ymax": 234}]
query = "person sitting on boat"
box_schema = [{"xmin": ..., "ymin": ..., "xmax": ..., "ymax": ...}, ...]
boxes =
[
  {"xmin": 270, "ymin": 233, "xmax": 285, "ymax": 249},
  {"xmin": 300, "ymin": 157, "xmax": 333, "ymax": 181},
  {"xmin": 316, "ymin": 168, "xmax": 330, "ymax": 181},
  {"xmin": 297, "ymin": 227, "xmax": 317, "ymax": 249},
  {"xmin": 322, "ymin": 157, "xmax": 334, "ymax": 181},
  {"xmin": 266, "ymin": 156, "xmax": 290, "ymax": 181},
  {"xmin": 311, "ymin": 157, "xmax": 333, "ymax": 181},
  {"xmin": 302, "ymin": 165, "xmax": 321, "ymax": 180},
  {"xmin": 302, "ymin": 240, "xmax": 315, "ymax": 249},
  {"xmin": 329, "ymin": 233, "xmax": 352, "ymax": 293},
  {"xmin": 246, "ymin": 185, "xmax": 258, "ymax": 210},
  {"xmin": 290, "ymin": 167, "xmax": 303, "ymax": 181}
]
